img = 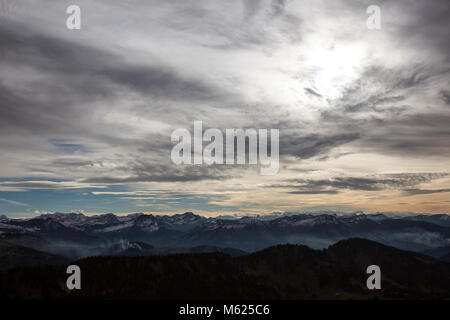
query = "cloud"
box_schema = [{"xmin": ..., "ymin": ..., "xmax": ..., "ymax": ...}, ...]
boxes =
[
  {"xmin": 0, "ymin": 197, "xmax": 30, "ymax": 207},
  {"xmin": 79, "ymin": 162, "xmax": 237, "ymax": 184},
  {"xmin": 51, "ymin": 158, "xmax": 95, "ymax": 167},
  {"xmin": 288, "ymin": 190, "xmax": 339, "ymax": 195},
  {"xmin": 304, "ymin": 88, "xmax": 322, "ymax": 98},
  {"xmin": 0, "ymin": 180, "xmax": 102, "ymax": 191},
  {"xmin": 0, "ymin": 18, "xmax": 228, "ymax": 105},
  {"xmin": 402, "ymin": 189, "xmax": 450, "ymax": 196},
  {"xmin": 49, "ymin": 139, "xmax": 90, "ymax": 155},
  {"xmin": 440, "ymin": 90, "xmax": 450, "ymax": 105},
  {"xmin": 392, "ymin": 0, "xmax": 450, "ymax": 60},
  {"xmin": 0, "ymin": 0, "xmax": 449, "ymax": 214},
  {"xmin": 269, "ymin": 0, "xmax": 287, "ymax": 17},
  {"xmin": 269, "ymin": 173, "xmax": 449, "ymax": 194},
  {"xmin": 103, "ymin": 65, "xmax": 223, "ymax": 101},
  {"xmin": 280, "ymin": 133, "xmax": 361, "ymax": 159}
]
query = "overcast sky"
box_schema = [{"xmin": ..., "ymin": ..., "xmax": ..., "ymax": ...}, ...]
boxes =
[{"xmin": 0, "ymin": 0, "xmax": 449, "ymax": 217}]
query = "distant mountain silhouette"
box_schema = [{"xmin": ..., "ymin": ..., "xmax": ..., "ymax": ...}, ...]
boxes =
[
  {"xmin": 0, "ymin": 240, "xmax": 68, "ymax": 271},
  {"xmin": 1, "ymin": 212, "xmax": 450, "ymax": 258},
  {"xmin": 1, "ymin": 238, "xmax": 448, "ymax": 299}
]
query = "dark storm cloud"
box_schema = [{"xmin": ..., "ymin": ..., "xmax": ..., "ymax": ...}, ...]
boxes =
[
  {"xmin": 359, "ymin": 113, "xmax": 450, "ymax": 155},
  {"xmin": 280, "ymin": 133, "xmax": 360, "ymax": 159},
  {"xmin": 288, "ymin": 190, "xmax": 339, "ymax": 195},
  {"xmin": 344, "ymin": 95, "xmax": 405, "ymax": 113},
  {"xmin": 104, "ymin": 66, "xmax": 221, "ymax": 101},
  {"xmin": 49, "ymin": 139, "xmax": 90, "ymax": 154},
  {"xmin": 0, "ymin": 84, "xmax": 44, "ymax": 131},
  {"xmin": 80, "ymin": 163, "xmax": 235, "ymax": 184},
  {"xmin": 1, "ymin": 20, "xmax": 225, "ymax": 99},
  {"xmin": 0, "ymin": 19, "xmax": 117, "ymax": 78},
  {"xmin": 0, "ymin": 18, "xmax": 232, "ymax": 175},
  {"xmin": 393, "ymin": 0, "xmax": 450, "ymax": 60},
  {"xmin": 268, "ymin": 173, "xmax": 449, "ymax": 194},
  {"xmin": 304, "ymin": 88, "xmax": 322, "ymax": 98},
  {"xmin": 403, "ymin": 188, "xmax": 450, "ymax": 196},
  {"xmin": 341, "ymin": 0, "xmax": 450, "ymax": 59},
  {"xmin": 51, "ymin": 158, "xmax": 94, "ymax": 167},
  {"xmin": 441, "ymin": 90, "xmax": 450, "ymax": 105},
  {"xmin": 335, "ymin": 65, "xmax": 432, "ymax": 114},
  {"xmin": 0, "ymin": 161, "xmax": 236, "ymax": 188}
]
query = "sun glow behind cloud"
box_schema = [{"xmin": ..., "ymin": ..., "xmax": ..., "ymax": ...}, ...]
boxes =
[{"xmin": 306, "ymin": 44, "xmax": 366, "ymax": 99}]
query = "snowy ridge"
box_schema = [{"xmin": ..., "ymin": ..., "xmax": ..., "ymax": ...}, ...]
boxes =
[
  {"xmin": 0, "ymin": 211, "xmax": 449, "ymax": 255},
  {"xmin": 0, "ymin": 211, "xmax": 448, "ymax": 235}
]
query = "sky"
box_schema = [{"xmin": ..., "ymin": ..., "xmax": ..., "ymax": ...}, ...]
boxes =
[{"xmin": 0, "ymin": 0, "xmax": 449, "ymax": 218}]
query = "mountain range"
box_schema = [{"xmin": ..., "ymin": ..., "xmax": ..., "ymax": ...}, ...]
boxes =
[{"xmin": 1, "ymin": 212, "xmax": 449, "ymax": 262}]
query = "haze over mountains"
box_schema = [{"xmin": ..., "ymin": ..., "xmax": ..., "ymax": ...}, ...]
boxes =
[{"xmin": 1, "ymin": 212, "xmax": 449, "ymax": 262}]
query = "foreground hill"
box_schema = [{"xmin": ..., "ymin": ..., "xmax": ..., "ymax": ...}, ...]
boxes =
[{"xmin": 1, "ymin": 238, "xmax": 449, "ymax": 299}]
